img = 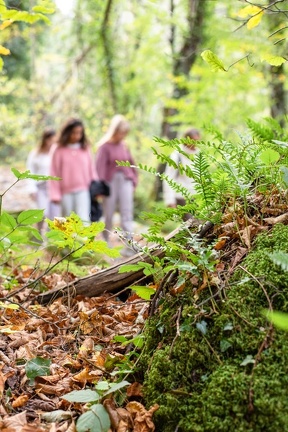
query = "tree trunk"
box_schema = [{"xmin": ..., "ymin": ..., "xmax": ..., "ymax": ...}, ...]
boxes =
[{"xmin": 162, "ymin": 0, "xmax": 207, "ymax": 140}]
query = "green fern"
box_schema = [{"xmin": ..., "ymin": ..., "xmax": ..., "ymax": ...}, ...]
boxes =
[
  {"xmin": 247, "ymin": 118, "xmax": 274, "ymax": 141},
  {"xmin": 269, "ymin": 251, "xmax": 288, "ymax": 272}
]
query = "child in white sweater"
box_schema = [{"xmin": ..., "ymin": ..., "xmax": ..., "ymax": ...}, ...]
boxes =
[{"xmin": 26, "ymin": 128, "xmax": 56, "ymax": 233}]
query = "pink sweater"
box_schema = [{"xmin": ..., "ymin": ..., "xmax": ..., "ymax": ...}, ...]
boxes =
[
  {"xmin": 95, "ymin": 141, "xmax": 138, "ymax": 187},
  {"xmin": 49, "ymin": 146, "xmax": 96, "ymax": 202}
]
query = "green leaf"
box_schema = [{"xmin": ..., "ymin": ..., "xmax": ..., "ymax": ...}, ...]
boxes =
[
  {"xmin": 25, "ymin": 357, "xmax": 51, "ymax": 384},
  {"xmin": 261, "ymin": 54, "xmax": 286, "ymax": 67},
  {"xmin": 1, "ymin": 212, "xmax": 17, "ymax": 229},
  {"xmin": 269, "ymin": 251, "xmax": 288, "ymax": 271},
  {"xmin": 280, "ymin": 167, "xmax": 288, "ymax": 186},
  {"xmin": 32, "ymin": 5, "xmax": 55, "ymax": 14},
  {"xmin": 201, "ymin": 50, "xmax": 226, "ymax": 72},
  {"xmin": 240, "ymin": 355, "xmax": 255, "ymax": 366},
  {"xmin": 0, "ymin": 57, "xmax": 3, "ymax": 71},
  {"xmin": 220, "ymin": 339, "xmax": 232, "ymax": 353},
  {"xmin": 17, "ymin": 210, "xmax": 44, "ymax": 225},
  {"xmin": 196, "ymin": 320, "xmax": 207, "ymax": 335},
  {"xmin": 264, "ymin": 310, "xmax": 288, "ymax": 331},
  {"xmin": 61, "ymin": 389, "xmax": 100, "ymax": 403},
  {"xmin": 119, "ymin": 263, "xmax": 146, "ymax": 273},
  {"xmin": 103, "ymin": 380, "xmax": 130, "ymax": 396},
  {"xmin": 11, "ymin": 168, "xmax": 22, "ymax": 179},
  {"xmin": 76, "ymin": 404, "xmax": 110, "ymax": 432},
  {"xmin": 132, "ymin": 285, "xmax": 155, "ymax": 300},
  {"xmin": 223, "ymin": 322, "xmax": 233, "ymax": 331},
  {"xmin": 258, "ymin": 149, "xmax": 280, "ymax": 165},
  {"xmin": 11, "ymin": 169, "xmax": 59, "ymax": 181},
  {"xmin": 113, "ymin": 335, "xmax": 128, "ymax": 343},
  {"xmin": 95, "ymin": 381, "xmax": 110, "ymax": 392}
]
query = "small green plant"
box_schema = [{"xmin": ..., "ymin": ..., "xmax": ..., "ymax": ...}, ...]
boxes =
[{"xmin": 61, "ymin": 380, "xmax": 130, "ymax": 432}]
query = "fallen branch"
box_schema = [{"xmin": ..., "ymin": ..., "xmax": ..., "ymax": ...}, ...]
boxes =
[{"xmin": 34, "ymin": 219, "xmax": 203, "ymax": 305}]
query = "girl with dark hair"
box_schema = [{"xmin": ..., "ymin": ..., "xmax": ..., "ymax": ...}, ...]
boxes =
[
  {"xmin": 27, "ymin": 127, "xmax": 56, "ymax": 233},
  {"xmin": 49, "ymin": 118, "xmax": 96, "ymax": 222}
]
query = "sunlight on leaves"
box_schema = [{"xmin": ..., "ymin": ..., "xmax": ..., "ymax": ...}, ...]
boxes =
[
  {"xmin": 131, "ymin": 285, "xmax": 156, "ymax": 300},
  {"xmin": 261, "ymin": 54, "xmax": 286, "ymax": 67},
  {"xmin": 201, "ymin": 50, "xmax": 226, "ymax": 72},
  {"xmin": 0, "ymin": 45, "xmax": 10, "ymax": 55}
]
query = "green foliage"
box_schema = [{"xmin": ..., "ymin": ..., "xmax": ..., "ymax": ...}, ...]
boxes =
[
  {"xmin": 62, "ymin": 380, "xmax": 130, "ymax": 432},
  {"xmin": 141, "ymin": 224, "xmax": 288, "ymax": 431},
  {"xmin": 46, "ymin": 212, "xmax": 120, "ymax": 259},
  {"xmin": 25, "ymin": 356, "xmax": 51, "ymax": 385},
  {"xmin": 201, "ymin": 50, "xmax": 227, "ymax": 72}
]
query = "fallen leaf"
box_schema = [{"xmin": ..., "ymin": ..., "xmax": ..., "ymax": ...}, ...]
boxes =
[
  {"xmin": 2, "ymin": 411, "xmax": 27, "ymax": 429},
  {"xmin": 127, "ymin": 382, "xmax": 143, "ymax": 398},
  {"xmin": 11, "ymin": 394, "xmax": 29, "ymax": 408}
]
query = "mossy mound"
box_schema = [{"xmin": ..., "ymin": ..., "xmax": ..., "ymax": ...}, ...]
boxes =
[{"xmin": 141, "ymin": 224, "xmax": 288, "ymax": 431}]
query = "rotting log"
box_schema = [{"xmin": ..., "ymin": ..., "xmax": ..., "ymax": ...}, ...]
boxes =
[
  {"xmin": 34, "ymin": 219, "xmax": 211, "ymax": 305},
  {"xmin": 34, "ymin": 248, "xmax": 165, "ymax": 305}
]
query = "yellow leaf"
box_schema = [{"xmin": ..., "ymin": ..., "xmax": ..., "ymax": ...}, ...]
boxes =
[
  {"xmin": 0, "ymin": 20, "xmax": 12, "ymax": 30},
  {"xmin": 238, "ymin": 5, "xmax": 262, "ymax": 18},
  {"xmin": 247, "ymin": 11, "xmax": 264, "ymax": 29},
  {"xmin": 0, "ymin": 45, "xmax": 10, "ymax": 55},
  {"xmin": 261, "ymin": 54, "xmax": 286, "ymax": 67},
  {"xmin": 0, "ymin": 301, "xmax": 19, "ymax": 309}
]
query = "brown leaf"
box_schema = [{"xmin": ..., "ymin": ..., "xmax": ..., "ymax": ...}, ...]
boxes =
[
  {"xmin": 78, "ymin": 338, "xmax": 95, "ymax": 357},
  {"xmin": 11, "ymin": 394, "xmax": 29, "ymax": 408},
  {"xmin": 126, "ymin": 402, "xmax": 159, "ymax": 432},
  {"xmin": 127, "ymin": 382, "xmax": 143, "ymax": 398},
  {"xmin": 2, "ymin": 411, "xmax": 27, "ymax": 429},
  {"xmin": 229, "ymin": 247, "xmax": 248, "ymax": 274},
  {"xmin": 103, "ymin": 399, "xmax": 120, "ymax": 429},
  {"xmin": 214, "ymin": 238, "xmax": 227, "ymax": 251}
]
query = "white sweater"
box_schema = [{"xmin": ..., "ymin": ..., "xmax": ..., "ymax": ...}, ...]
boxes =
[
  {"xmin": 163, "ymin": 144, "xmax": 198, "ymax": 206},
  {"xmin": 26, "ymin": 149, "xmax": 51, "ymax": 193}
]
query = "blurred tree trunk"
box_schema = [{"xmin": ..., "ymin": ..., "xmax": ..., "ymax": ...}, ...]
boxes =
[
  {"xmin": 161, "ymin": 0, "xmax": 207, "ymax": 140},
  {"xmin": 101, "ymin": 0, "xmax": 118, "ymax": 112},
  {"xmin": 266, "ymin": 1, "xmax": 287, "ymax": 125},
  {"xmin": 156, "ymin": 0, "xmax": 207, "ymax": 201}
]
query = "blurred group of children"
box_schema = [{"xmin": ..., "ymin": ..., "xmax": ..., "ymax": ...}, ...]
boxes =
[
  {"xmin": 27, "ymin": 115, "xmax": 137, "ymax": 255},
  {"xmin": 27, "ymin": 115, "xmax": 200, "ymax": 255}
]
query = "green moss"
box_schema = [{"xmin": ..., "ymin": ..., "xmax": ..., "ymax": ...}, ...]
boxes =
[{"xmin": 141, "ymin": 224, "xmax": 288, "ymax": 431}]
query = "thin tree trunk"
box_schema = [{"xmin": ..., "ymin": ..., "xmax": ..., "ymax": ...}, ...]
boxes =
[{"xmin": 101, "ymin": 0, "xmax": 118, "ymax": 112}]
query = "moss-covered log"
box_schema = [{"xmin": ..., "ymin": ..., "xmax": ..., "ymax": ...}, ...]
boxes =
[{"xmin": 140, "ymin": 224, "xmax": 288, "ymax": 432}]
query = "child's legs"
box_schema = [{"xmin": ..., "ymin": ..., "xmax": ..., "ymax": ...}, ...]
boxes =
[
  {"xmin": 61, "ymin": 193, "xmax": 74, "ymax": 217},
  {"xmin": 102, "ymin": 174, "xmax": 119, "ymax": 241},
  {"xmin": 74, "ymin": 190, "xmax": 90, "ymax": 223},
  {"xmin": 118, "ymin": 177, "xmax": 134, "ymax": 239},
  {"xmin": 36, "ymin": 184, "xmax": 49, "ymax": 232}
]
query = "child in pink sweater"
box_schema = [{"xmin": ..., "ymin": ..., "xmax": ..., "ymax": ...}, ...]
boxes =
[
  {"xmin": 49, "ymin": 118, "xmax": 96, "ymax": 223},
  {"xmin": 95, "ymin": 115, "xmax": 138, "ymax": 250}
]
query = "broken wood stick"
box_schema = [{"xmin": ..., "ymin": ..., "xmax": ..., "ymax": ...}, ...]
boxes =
[{"xmin": 34, "ymin": 218, "xmax": 206, "ymax": 305}]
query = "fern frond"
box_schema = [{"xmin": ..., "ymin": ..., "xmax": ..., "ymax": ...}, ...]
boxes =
[
  {"xmin": 247, "ymin": 118, "xmax": 274, "ymax": 141},
  {"xmin": 269, "ymin": 251, "xmax": 288, "ymax": 272},
  {"xmin": 190, "ymin": 152, "xmax": 214, "ymax": 210}
]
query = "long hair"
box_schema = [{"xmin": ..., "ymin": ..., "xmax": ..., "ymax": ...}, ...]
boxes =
[
  {"xmin": 183, "ymin": 128, "xmax": 200, "ymax": 140},
  {"xmin": 97, "ymin": 114, "xmax": 130, "ymax": 147},
  {"xmin": 38, "ymin": 128, "xmax": 56, "ymax": 153},
  {"xmin": 58, "ymin": 118, "xmax": 89, "ymax": 148}
]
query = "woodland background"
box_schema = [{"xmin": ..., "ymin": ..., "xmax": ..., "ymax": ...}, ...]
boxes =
[{"xmin": 1, "ymin": 0, "xmax": 287, "ymax": 216}]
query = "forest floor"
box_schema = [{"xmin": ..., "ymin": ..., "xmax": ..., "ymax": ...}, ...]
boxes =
[
  {"xmin": 2, "ymin": 166, "xmax": 288, "ymax": 431},
  {"xmin": 0, "ymin": 165, "xmax": 158, "ymax": 432}
]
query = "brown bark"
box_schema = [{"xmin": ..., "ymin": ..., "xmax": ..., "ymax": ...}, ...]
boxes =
[{"xmin": 34, "ymin": 248, "xmax": 165, "ymax": 305}]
